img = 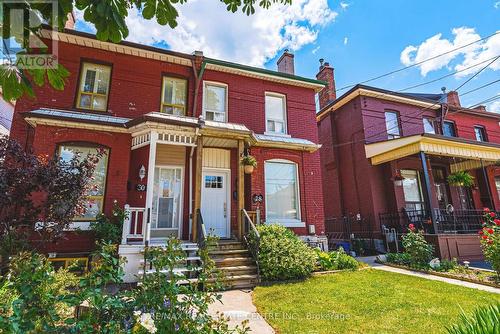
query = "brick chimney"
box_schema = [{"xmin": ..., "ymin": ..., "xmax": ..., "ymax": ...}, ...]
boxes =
[
  {"xmin": 447, "ymin": 91, "xmax": 461, "ymax": 107},
  {"xmin": 316, "ymin": 58, "xmax": 336, "ymax": 110},
  {"xmin": 277, "ymin": 49, "xmax": 294, "ymax": 75},
  {"xmin": 473, "ymin": 105, "xmax": 486, "ymax": 113},
  {"xmin": 64, "ymin": 12, "xmax": 75, "ymax": 30}
]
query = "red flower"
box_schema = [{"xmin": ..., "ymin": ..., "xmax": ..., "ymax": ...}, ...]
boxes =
[
  {"xmin": 408, "ymin": 224, "xmax": 415, "ymax": 231},
  {"xmin": 490, "ymin": 212, "xmax": 496, "ymax": 218},
  {"xmin": 479, "ymin": 230, "xmax": 484, "ymax": 235},
  {"xmin": 482, "ymin": 235, "xmax": 488, "ymax": 240},
  {"xmin": 484, "ymin": 208, "xmax": 491, "ymax": 212},
  {"xmin": 487, "ymin": 228, "xmax": 494, "ymax": 234},
  {"xmin": 488, "ymin": 240, "xmax": 493, "ymax": 244},
  {"xmin": 496, "ymin": 220, "xmax": 500, "ymax": 226}
]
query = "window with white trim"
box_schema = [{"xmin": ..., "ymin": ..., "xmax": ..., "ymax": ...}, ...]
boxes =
[
  {"xmin": 264, "ymin": 160, "xmax": 300, "ymax": 223},
  {"xmin": 265, "ymin": 93, "xmax": 287, "ymax": 134},
  {"xmin": 203, "ymin": 82, "xmax": 227, "ymax": 122},
  {"xmin": 58, "ymin": 145, "xmax": 109, "ymax": 220},
  {"xmin": 161, "ymin": 77, "xmax": 187, "ymax": 115},
  {"xmin": 385, "ymin": 111, "xmax": 401, "ymax": 139},
  {"xmin": 77, "ymin": 63, "xmax": 111, "ymax": 111},
  {"xmin": 423, "ymin": 117, "xmax": 436, "ymax": 134}
]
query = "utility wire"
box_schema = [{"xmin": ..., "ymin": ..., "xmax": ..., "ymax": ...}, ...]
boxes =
[
  {"xmin": 460, "ymin": 79, "xmax": 500, "ymax": 97},
  {"xmin": 333, "ymin": 31, "xmax": 500, "ymax": 93}
]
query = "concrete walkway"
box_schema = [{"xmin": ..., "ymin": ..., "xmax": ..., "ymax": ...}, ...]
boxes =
[
  {"xmin": 208, "ymin": 289, "xmax": 275, "ymax": 333},
  {"xmin": 359, "ymin": 256, "xmax": 500, "ymax": 294}
]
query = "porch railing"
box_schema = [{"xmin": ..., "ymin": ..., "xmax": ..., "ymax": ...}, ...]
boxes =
[
  {"xmin": 379, "ymin": 208, "xmax": 490, "ymax": 234},
  {"xmin": 121, "ymin": 205, "xmax": 147, "ymax": 244},
  {"xmin": 242, "ymin": 208, "xmax": 260, "ymax": 280},
  {"xmin": 196, "ymin": 209, "xmax": 207, "ymax": 249}
]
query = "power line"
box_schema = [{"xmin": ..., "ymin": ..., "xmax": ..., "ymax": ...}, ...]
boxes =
[
  {"xmin": 333, "ymin": 31, "xmax": 500, "ymax": 93},
  {"xmin": 461, "ymin": 79, "xmax": 500, "ymax": 97},
  {"xmin": 469, "ymin": 94, "xmax": 500, "ymax": 108}
]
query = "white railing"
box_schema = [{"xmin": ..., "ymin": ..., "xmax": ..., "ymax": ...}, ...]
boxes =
[{"xmin": 121, "ymin": 204, "xmax": 147, "ymax": 244}]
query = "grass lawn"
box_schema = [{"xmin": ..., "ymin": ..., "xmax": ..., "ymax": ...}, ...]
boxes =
[{"xmin": 253, "ymin": 269, "xmax": 500, "ymax": 334}]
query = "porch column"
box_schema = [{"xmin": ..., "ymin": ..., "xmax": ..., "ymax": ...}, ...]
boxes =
[
  {"xmin": 144, "ymin": 131, "xmax": 158, "ymax": 245},
  {"xmin": 419, "ymin": 152, "xmax": 437, "ymax": 233},
  {"xmin": 237, "ymin": 140, "xmax": 245, "ymax": 240},
  {"xmin": 480, "ymin": 159, "xmax": 495, "ymax": 210},
  {"xmin": 192, "ymin": 136, "xmax": 203, "ymax": 241}
]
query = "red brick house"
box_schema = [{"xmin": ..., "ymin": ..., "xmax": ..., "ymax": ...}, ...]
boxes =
[
  {"xmin": 9, "ymin": 28, "xmax": 326, "ymax": 280},
  {"xmin": 317, "ymin": 61, "xmax": 500, "ymax": 261}
]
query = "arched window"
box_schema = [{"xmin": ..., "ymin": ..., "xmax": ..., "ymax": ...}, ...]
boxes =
[
  {"xmin": 264, "ymin": 159, "xmax": 302, "ymax": 226},
  {"xmin": 58, "ymin": 144, "xmax": 109, "ymax": 220}
]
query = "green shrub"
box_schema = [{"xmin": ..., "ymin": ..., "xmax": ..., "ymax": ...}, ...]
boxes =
[
  {"xmin": 386, "ymin": 252, "xmax": 412, "ymax": 266},
  {"xmin": 90, "ymin": 201, "xmax": 126, "ymax": 244},
  {"xmin": 446, "ymin": 303, "xmax": 499, "ymax": 334},
  {"xmin": 316, "ymin": 248, "xmax": 359, "ymax": 271},
  {"xmin": 250, "ymin": 224, "xmax": 316, "ymax": 281},
  {"xmin": 435, "ymin": 258, "xmax": 459, "ymax": 272},
  {"xmin": 402, "ymin": 225, "xmax": 434, "ymax": 268},
  {"xmin": 479, "ymin": 209, "xmax": 500, "ymax": 277}
]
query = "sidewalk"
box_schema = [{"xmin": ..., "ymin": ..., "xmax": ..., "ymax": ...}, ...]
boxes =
[
  {"xmin": 208, "ymin": 289, "xmax": 275, "ymax": 333},
  {"xmin": 358, "ymin": 256, "xmax": 500, "ymax": 294}
]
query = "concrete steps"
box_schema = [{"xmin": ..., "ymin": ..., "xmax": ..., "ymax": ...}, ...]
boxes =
[{"xmin": 210, "ymin": 241, "xmax": 259, "ymax": 289}]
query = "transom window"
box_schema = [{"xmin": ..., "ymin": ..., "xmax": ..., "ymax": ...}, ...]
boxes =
[
  {"xmin": 443, "ymin": 121, "xmax": 456, "ymax": 137},
  {"xmin": 161, "ymin": 77, "xmax": 187, "ymax": 115},
  {"xmin": 203, "ymin": 82, "xmax": 227, "ymax": 122},
  {"xmin": 423, "ymin": 117, "xmax": 436, "ymax": 134},
  {"xmin": 77, "ymin": 62, "xmax": 111, "ymax": 111},
  {"xmin": 58, "ymin": 144, "xmax": 109, "ymax": 220},
  {"xmin": 474, "ymin": 126, "xmax": 487, "ymax": 142},
  {"xmin": 265, "ymin": 93, "xmax": 287, "ymax": 134},
  {"xmin": 265, "ymin": 160, "xmax": 300, "ymax": 223},
  {"xmin": 385, "ymin": 111, "xmax": 401, "ymax": 139}
]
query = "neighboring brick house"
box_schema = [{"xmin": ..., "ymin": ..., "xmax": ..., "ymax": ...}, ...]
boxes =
[
  {"xmin": 9, "ymin": 28, "xmax": 326, "ymax": 278},
  {"xmin": 316, "ymin": 62, "xmax": 500, "ymax": 260}
]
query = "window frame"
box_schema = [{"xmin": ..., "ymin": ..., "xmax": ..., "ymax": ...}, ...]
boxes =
[
  {"xmin": 400, "ymin": 169, "xmax": 425, "ymax": 211},
  {"xmin": 202, "ymin": 81, "xmax": 228, "ymax": 122},
  {"xmin": 263, "ymin": 159, "xmax": 304, "ymax": 227},
  {"xmin": 160, "ymin": 76, "xmax": 188, "ymax": 115},
  {"xmin": 474, "ymin": 125, "xmax": 488, "ymax": 142},
  {"xmin": 384, "ymin": 110, "xmax": 402, "ymax": 139},
  {"xmin": 442, "ymin": 120, "xmax": 457, "ymax": 137},
  {"xmin": 495, "ymin": 176, "xmax": 500, "ymax": 200},
  {"xmin": 422, "ymin": 117, "xmax": 436, "ymax": 134},
  {"xmin": 265, "ymin": 92, "xmax": 288, "ymax": 136},
  {"xmin": 57, "ymin": 143, "xmax": 110, "ymax": 222},
  {"xmin": 76, "ymin": 61, "xmax": 112, "ymax": 112}
]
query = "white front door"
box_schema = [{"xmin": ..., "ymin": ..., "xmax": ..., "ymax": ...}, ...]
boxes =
[
  {"xmin": 151, "ymin": 167, "xmax": 183, "ymax": 238},
  {"xmin": 201, "ymin": 169, "xmax": 230, "ymax": 238}
]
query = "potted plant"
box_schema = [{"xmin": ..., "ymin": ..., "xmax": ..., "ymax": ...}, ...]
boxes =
[
  {"xmin": 447, "ymin": 171, "xmax": 475, "ymax": 187},
  {"xmin": 241, "ymin": 155, "xmax": 257, "ymax": 174}
]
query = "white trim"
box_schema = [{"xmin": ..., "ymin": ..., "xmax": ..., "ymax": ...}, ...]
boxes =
[
  {"xmin": 144, "ymin": 131, "xmax": 158, "ymax": 243},
  {"xmin": 201, "ymin": 167, "xmax": 231, "ymax": 238},
  {"xmin": 202, "ymin": 81, "xmax": 228, "ymax": 123},
  {"xmin": 67, "ymin": 221, "xmax": 91, "ymax": 230},
  {"xmin": 263, "ymin": 159, "xmax": 302, "ymax": 225},
  {"xmin": 265, "ymin": 92, "xmax": 288, "ymax": 135},
  {"xmin": 151, "ymin": 165, "xmax": 184, "ymax": 239}
]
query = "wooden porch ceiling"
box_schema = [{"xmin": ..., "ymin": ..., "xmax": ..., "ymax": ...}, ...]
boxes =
[{"xmin": 365, "ymin": 134, "xmax": 500, "ymax": 167}]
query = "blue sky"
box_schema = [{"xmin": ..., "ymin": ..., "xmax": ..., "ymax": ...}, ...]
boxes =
[{"xmin": 75, "ymin": 1, "xmax": 500, "ymax": 111}]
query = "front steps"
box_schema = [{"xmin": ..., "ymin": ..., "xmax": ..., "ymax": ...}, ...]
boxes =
[{"xmin": 210, "ymin": 240, "xmax": 259, "ymax": 289}]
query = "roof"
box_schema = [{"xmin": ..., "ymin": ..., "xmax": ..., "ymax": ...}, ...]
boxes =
[
  {"xmin": 40, "ymin": 26, "xmax": 324, "ymax": 91},
  {"xmin": 254, "ymin": 134, "xmax": 319, "ymax": 152},
  {"xmin": 365, "ymin": 133, "xmax": 500, "ymax": 168},
  {"xmin": 24, "ymin": 108, "xmax": 130, "ymax": 127}
]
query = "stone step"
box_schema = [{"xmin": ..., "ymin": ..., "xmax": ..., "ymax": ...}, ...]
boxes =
[
  {"xmin": 215, "ymin": 241, "xmax": 246, "ymax": 251},
  {"xmin": 218, "ymin": 265, "xmax": 258, "ymax": 276},
  {"xmin": 222, "ymin": 274, "xmax": 260, "ymax": 289},
  {"xmin": 209, "ymin": 249, "xmax": 250, "ymax": 257},
  {"xmin": 213, "ymin": 256, "xmax": 255, "ymax": 267}
]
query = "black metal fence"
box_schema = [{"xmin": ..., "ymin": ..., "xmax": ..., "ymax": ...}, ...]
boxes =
[
  {"xmin": 379, "ymin": 209, "xmax": 434, "ymax": 234},
  {"xmin": 325, "ymin": 215, "xmax": 377, "ymax": 255}
]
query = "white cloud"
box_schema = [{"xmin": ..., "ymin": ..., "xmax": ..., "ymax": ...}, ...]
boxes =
[
  {"xmin": 489, "ymin": 99, "xmax": 500, "ymax": 113},
  {"xmin": 311, "ymin": 45, "xmax": 320, "ymax": 54},
  {"xmin": 399, "ymin": 27, "xmax": 500, "ymax": 77},
  {"xmin": 495, "ymin": 1, "xmax": 500, "ymax": 9},
  {"xmin": 75, "ymin": 0, "xmax": 336, "ymax": 67},
  {"xmin": 343, "ymin": 37, "xmax": 348, "ymax": 45},
  {"xmin": 340, "ymin": 2, "xmax": 349, "ymax": 10}
]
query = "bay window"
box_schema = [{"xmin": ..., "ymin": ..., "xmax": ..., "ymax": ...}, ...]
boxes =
[
  {"xmin": 264, "ymin": 160, "xmax": 301, "ymax": 225},
  {"xmin": 59, "ymin": 144, "xmax": 109, "ymax": 220},
  {"xmin": 161, "ymin": 77, "xmax": 187, "ymax": 115},
  {"xmin": 265, "ymin": 93, "xmax": 287, "ymax": 134},
  {"xmin": 77, "ymin": 62, "xmax": 111, "ymax": 111},
  {"xmin": 203, "ymin": 82, "xmax": 227, "ymax": 122}
]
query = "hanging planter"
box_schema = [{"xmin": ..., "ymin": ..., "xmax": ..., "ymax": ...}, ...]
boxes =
[
  {"xmin": 241, "ymin": 155, "xmax": 257, "ymax": 174},
  {"xmin": 447, "ymin": 171, "xmax": 475, "ymax": 188}
]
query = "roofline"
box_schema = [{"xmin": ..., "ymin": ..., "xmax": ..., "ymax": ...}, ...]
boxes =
[
  {"xmin": 204, "ymin": 58, "xmax": 326, "ymax": 89},
  {"xmin": 317, "ymin": 84, "xmax": 442, "ymax": 121},
  {"xmin": 22, "ymin": 110, "xmax": 128, "ymax": 128},
  {"xmin": 41, "ymin": 26, "xmax": 324, "ymax": 90},
  {"xmin": 447, "ymin": 105, "xmax": 500, "ymax": 120}
]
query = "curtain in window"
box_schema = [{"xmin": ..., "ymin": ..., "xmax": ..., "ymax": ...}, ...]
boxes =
[{"xmin": 265, "ymin": 162, "xmax": 299, "ymax": 221}]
